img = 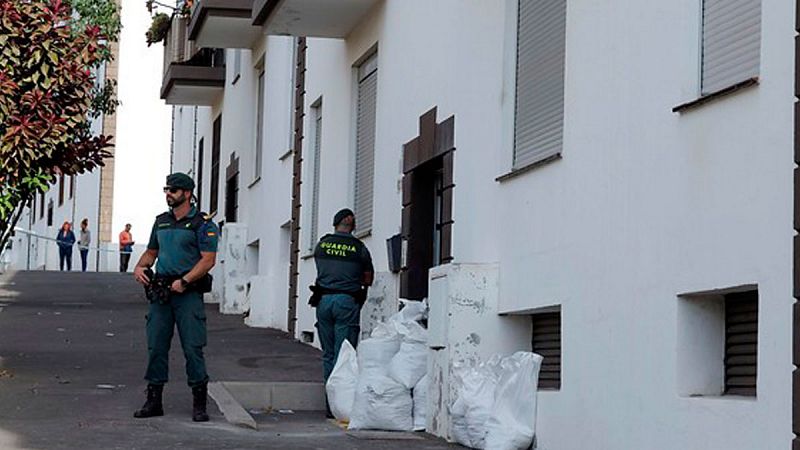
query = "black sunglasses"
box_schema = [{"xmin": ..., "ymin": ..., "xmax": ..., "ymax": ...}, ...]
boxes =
[{"xmin": 163, "ymin": 186, "xmax": 182, "ymax": 194}]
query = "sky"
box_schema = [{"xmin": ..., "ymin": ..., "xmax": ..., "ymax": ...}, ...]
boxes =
[{"xmin": 111, "ymin": 0, "xmax": 172, "ymax": 244}]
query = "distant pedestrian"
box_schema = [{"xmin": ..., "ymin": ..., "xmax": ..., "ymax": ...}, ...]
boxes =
[
  {"xmin": 56, "ymin": 221, "xmax": 76, "ymax": 272},
  {"xmin": 78, "ymin": 218, "xmax": 91, "ymax": 272},
  {"xmin": 119, "ymin": 223, "xmax": 134, "ymax": 272}
]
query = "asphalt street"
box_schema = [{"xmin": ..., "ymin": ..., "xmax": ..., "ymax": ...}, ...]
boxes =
[{"xmin": 0, "ymin": 271, "xmax": 457, "ymax": 450}]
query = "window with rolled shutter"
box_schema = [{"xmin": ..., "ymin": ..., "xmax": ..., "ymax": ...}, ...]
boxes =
[
  {"xmin": 724, "ymin": 290, "xmax": 758, "ymax": 396},
  {"xmin": 513, "ymin": 0, "xmax": 567, "ymax": 170},
  {"xmin": 354, "ymin": 53, "xmax": 377, "ymax": 234},
  {"xmin": 255, "ymin": 69, "xmax": 265, "ymax": 182},
  {"xmin": 701, "ymin": 0, "xmax": 761, "ymax": 95},
  {"xmin": 309, "ymin": 102, "xmax": 322, "ymax": 252},
  {"xmin": 532, "ymin": 311, "xmax": 561, "ymax": 390},
  {"xmin": 210, "ymin": 115, "xmax": 222, "ymax": 214}
]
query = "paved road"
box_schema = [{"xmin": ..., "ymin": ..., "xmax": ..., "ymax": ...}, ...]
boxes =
[{"xmin": 0, "ymin": 271, "xmax": 458, "ymax": 450}]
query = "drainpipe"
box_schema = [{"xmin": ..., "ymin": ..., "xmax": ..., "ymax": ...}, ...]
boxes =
[
  {"xmin": 170, "ymin": 107, "xmax": 176, "ymax": 171},
  {"xmin": 287, "ymin": 37, "xmax": 307, "ymax": 338},
  {"xmin": 192, "ymin": 106, "xmax": 198, "ymax": 176}
]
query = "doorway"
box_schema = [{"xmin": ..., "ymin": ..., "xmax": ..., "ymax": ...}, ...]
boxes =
[{"xmin": 400, "ymin": 108, "xmax": 455, "ymax": 300}]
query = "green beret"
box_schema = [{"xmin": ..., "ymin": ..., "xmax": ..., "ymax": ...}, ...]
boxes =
[{"xmin": 165, "ymin": 172, "xmax": 195, "ymax": 191}]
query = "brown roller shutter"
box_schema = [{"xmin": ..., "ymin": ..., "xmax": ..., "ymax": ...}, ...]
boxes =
[
  {"xmin": 724, "ymin": 291, "xmax": 758, "ymax": 396},
  {"xmin": 532, "ymin": 312, "xmax": 561, "ymax": 390}
]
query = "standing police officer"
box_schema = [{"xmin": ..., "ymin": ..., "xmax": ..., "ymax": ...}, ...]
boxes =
[
  {"xmin": 312, "ymin": 209, "xmax": 374, "ymax": 386},
  {"xmin": 132, "ymin": 173, "xmax": 219, "ymax": 422}
]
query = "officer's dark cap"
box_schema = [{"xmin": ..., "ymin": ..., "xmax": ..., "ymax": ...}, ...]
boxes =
[
  {"xmin": 165, "ymin": 172, "xmax": 195, "ymax": 191},
  {"xmin": 333, "ymin": 208, "xmax": 355, "ymax": 226}
]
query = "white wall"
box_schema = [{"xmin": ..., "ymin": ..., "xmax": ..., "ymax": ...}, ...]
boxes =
[
  {"xmin": 165, "ymin": 0, "xmax": 794, "ymax": 447},
  {"xmin": 298, "ymin": 1, "xmax": 793, "ymax": 448}
]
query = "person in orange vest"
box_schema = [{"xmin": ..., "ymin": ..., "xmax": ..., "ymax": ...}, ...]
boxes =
[{"xmin": 119, "ymin": 224, "xmax": 134, "ymax": 272}]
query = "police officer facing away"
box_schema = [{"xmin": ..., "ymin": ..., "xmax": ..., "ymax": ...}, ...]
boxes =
[
  {"xmin": 132, "ymin": 173, "xmax": 219, "ymax": 422},
  {"xmin": 312, "ymin": 209, "xmax": 374, "ymax": 385}
]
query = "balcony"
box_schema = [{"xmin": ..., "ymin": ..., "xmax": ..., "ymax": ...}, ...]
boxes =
[
  {"xmin": 252, "ymin": 0, "xmax": 381, "ymax": 38},
  {"xmin": 188, "ymin": 0, "xmax": 262, "ymax": 49},
  {"xmin": 161, "ymin": 16, "xmax": 225, "ymax": 106}
]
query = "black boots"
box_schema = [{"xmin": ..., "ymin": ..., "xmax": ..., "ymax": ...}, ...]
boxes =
[
  {"xmin": 134, "ymin": 383, "xmax": 209, "ymax": 421},
  {"xmin": 192, "ymin": 383, "xmax": 209, "ymax": 422},
  {"xmin": 133, "ymin": 384, "xmax": 164, "ymax": 418}
]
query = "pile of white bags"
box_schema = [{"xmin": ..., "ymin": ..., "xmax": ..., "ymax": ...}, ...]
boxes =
[
  {"xmin": 450, "ymin": 352, "xmax": 543, "ymax": 450},
  {"xmin": 327, "ymin": 301, "xmax": 430, "ymax": 432},
  {"xmin": 324, "ymin": 340, "xmax": 358, "ymax": 421}
]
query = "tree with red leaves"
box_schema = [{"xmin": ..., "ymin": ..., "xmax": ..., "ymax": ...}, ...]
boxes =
[{"xmin": 0, "ymin": 0, "xmax": 120, "ymax": 252}]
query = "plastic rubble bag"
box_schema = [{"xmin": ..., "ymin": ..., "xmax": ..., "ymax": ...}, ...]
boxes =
[
  {"xmin": 450, "ymin": 356, "xmax": 503, "ymax": 449},
  {"xmin": 348, "ymin": 374, "xmax": 414, "ymax": 431},
  {"xmin": 412, "ymin": 373, "xmax": 428, "ymax": 431},
  {"xmin": 484, "ymin": 352, "xmax": 543, "ymax": 450},
  {"xmin": 388, "ymin": 320, "xmax": 429, "ymax": 389},
  {"xmin": 358, "ymin": 323, "xmax": 402, "ymax": 376},
  {"xmin": 325, "ymin": 340, "xmax": 359, "ymax": 422},
  {"xmin": 391, "ymin": 299, "xmax": 428, "ymax": 324}
]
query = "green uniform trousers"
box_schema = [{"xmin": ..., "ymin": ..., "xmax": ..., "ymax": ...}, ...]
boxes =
[
  {"xmin": 315, "ymin": 293, "xmax": 361, "ymax": 382},
  {"xmin": 144, "ymin": 290, "xmax": 209, "ymax": 387}
]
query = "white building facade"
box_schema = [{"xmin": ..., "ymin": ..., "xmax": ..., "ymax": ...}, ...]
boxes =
[{"xmin": 162, "ymin": 0, "xmax": 797, "ymax": 448}]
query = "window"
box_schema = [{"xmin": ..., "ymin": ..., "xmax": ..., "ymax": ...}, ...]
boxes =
[
  {"xmin": 677, "ymin": 286, "xmax": 758, "ymax": 398},
  {"xmin": 287, "ymin": 38, "xmax": 299, "ymax": 155},
  {"xmin": 31, "ymin": 195, "xmax": 36, "ymax": 222},
  {"xmin": 308, "ymin": 100, "xmax": 323, "ymax": 252},
  {"xmin": 254, "ymin": 66, "xmax": 265, "ymax": 183},
  {"xmin": 58, "ymin": 174, "xmax": 65, "ymax": 206},
  {"xmin": 197, "ymin": 138, "xmax": 204, "ymax": 210},
  {"xmin": 225, "ymin": 155, "xmax": 239, "ymax": 224},
  {"xmin": 39, "ymin": 191, "xmax": 44, "ymax": 219},
  {"xmin": 724, "ymin": 290, "xmax": 758, "ymax": 396},
  {"xmin": 701, "ymin": 0, "xmax": 761, "ymax": 95},
  {"xmin": 46, "ymin": 200, "xmax": 53, "ymax": 227},
  {"xmin": 69, "ymin": 176, "xmax": 75, "ymax": 199},
  {"xmin": 531, "ymin": 311, "xmax": 561, "ymax": 390},
  {"xmin": 210, "ymin": 115, "xmax": 222, "ymax": 214},
  {"xmin": 354, "ymin": 52, "xmax": 378, "ymax": 235},
  {"xmin": 232, "ymin": 49, "xmax": 242, "ymax": 84},
  {"xmin": 513, "ymin": 0, "xmax": 567, "ymax": 169}
]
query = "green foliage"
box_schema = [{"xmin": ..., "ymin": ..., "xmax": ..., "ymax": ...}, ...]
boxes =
[
  {"xmin": 72, "ymin": 0, "xmax": 122, "ymax": 42},
  {"xmin": 0, "ymin": 0, "xmax": 121, "ymax": 251},
  {"xmin": 145, "ymin": 1, "xmax": 193, "ymax": 46},
  {"xmin": 145, "ymin": 13, "xmax": 171, "ymax": 47}
]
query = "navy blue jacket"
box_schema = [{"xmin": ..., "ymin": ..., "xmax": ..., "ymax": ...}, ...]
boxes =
[{"xmin": 56, "ymin": 230, "xmax": 76, "ymax": 250}]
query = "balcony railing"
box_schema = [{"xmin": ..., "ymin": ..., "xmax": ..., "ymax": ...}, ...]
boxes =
[{"xmin": 161, "ymin": 15, "xmax": 225, "ymax": 106}]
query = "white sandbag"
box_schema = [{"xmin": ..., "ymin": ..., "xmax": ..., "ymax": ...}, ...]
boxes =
[
  {"xmin": 348, "ymin": 374, "xmax": 413, "ymax": 431},
  {"xmin": 484, "ymin": 352, "xmax": 543, "ymax": 450},
  {"xmin": 325, "ymin": 340, "xmax": 359, "ymax": 422},
  {"xmin": 389, "ymin": 341, "xmax": 428, "ymax": 389},
  {"xmin": 450, "ymin": 356, "xmax": 503, "ymax": 449},
  {"xmin": 391, "ymin": 299, "xmax": 428, "ymax": 324},
  {"xmin": 388, "ymin": 320, "xmax": 428, "ymax": 389},
  {"xmin": 358, "ymin": 330, "xmax": 401, "ymax": 376},
  {"xmin": 412, "ymin": 374, "xmax": 429, "ymax": 431}
]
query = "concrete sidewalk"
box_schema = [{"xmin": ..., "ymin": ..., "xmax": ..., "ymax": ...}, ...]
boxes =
[{"xmin": 0, "ymin": 271, "xmax": 458, "ymax": 449}]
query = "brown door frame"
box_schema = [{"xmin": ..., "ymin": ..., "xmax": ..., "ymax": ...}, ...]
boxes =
[{"xmin": 400, "ymin": 107, "xmax": 455, "ymax": 300}]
